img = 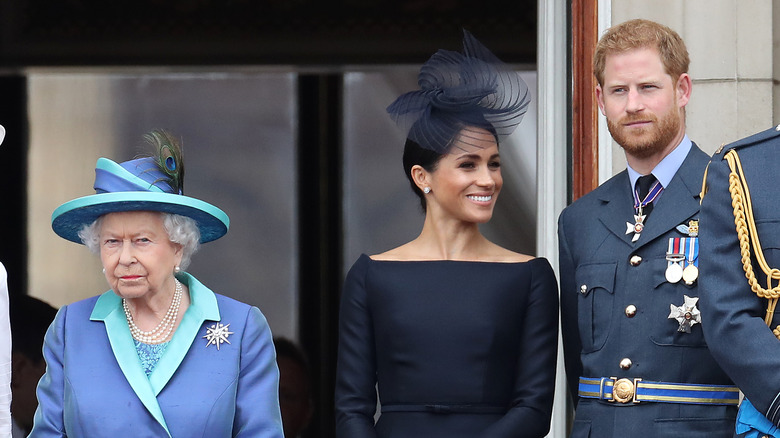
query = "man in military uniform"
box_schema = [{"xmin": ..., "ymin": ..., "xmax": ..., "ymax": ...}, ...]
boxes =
[
  {"xmin": 699, "ymin": 125, "xmax": 780, "ymax": 437},
  {"xmin": 558, "ymin": 19, "xmax": 737, "ymax": 436}
]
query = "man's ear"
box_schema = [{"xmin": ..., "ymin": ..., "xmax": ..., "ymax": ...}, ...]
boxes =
[
  {"xmin": 676, "ymin": 73, "xmax": 692, "ymax": 108},
  {"xmin": 595, "ymin": 85, "xmax": 607, "ymax": 116}
]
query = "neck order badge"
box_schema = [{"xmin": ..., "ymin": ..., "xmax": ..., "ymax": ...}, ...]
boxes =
[{"xmin": 626, "ymin": 176, "xmax": 663, "ymax": 242}]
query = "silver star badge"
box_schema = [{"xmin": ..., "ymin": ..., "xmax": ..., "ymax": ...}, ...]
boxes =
[
  {"xmin": 203, "ymin": 322, "xmax": 234, "ymax": 350},
  {"xmin": 668, "ymin": 295, "xmax": 701, "ymax": 333}
]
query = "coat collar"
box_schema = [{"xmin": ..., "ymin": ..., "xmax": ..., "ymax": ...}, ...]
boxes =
[
  {"xmin": 597, "ymin": 143, "xmax": 708, "ymax": 248},
  {"xmin": 89, "ymin": 272, "xmax": 221, "ymax": 436}
]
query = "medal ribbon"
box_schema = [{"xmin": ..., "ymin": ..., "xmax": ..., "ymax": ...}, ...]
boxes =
[
  {"xmin": 687, "ymin": 237, "xmax": 699, "ymax": 267},
  {"xmin": 667, "ymin": 237, "xmax": 684, "ymax": 256},
  {"xmin": 667, "ymin": 237, "xmax": 684, "ymax": 270},
  {"xmin": 633, "ymin": 179, "xmax": 663, "ymax": 210}
]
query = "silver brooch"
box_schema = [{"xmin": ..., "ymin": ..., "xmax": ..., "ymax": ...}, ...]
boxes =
[
  {"xmin": 668, "ymin": 295, "xmax": 701, "ymax": 333},
  {"xmin": 203, "ymin": 322, "xmax": 234, "ymax": 350}
]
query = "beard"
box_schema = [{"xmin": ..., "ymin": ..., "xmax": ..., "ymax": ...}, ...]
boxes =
[{"xmin": 607, "ymin": 107, "xmax": 682, "ymax": 160}]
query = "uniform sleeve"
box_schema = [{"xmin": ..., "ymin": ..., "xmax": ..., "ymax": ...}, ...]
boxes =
[
  {"xmin": 557, "ymin": 210, "xmax": 584, "ymax": 405},
  {"xmin": 232, "ymin": 307, "xmax": 284, "ymax": 437},
  {"xmin": 0, "ymin": 264, "xmax": 11, "ymax": 437},
  {"xmin": 334, "ymin": 256, "xmax": 378, "ymax": 438},
  {"xmin": 479, "ymin": 258, "xmax": 559, "ymax": 438},
  {"xmin": 29, "ymin": 306, "xmax": 68, "ymax": 437},
  {"xmin": 698, "ymin": 153, "xmax": 780, "ymax": 424}
]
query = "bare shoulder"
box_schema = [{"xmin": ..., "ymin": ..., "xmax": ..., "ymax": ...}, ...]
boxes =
[
  {"xmin": 370, "ymin": 242, "xmax": 418, "ymax": 261},
  {"xmin": 484, "ymin": 243, "xmax": 535, "ymax": 263}
]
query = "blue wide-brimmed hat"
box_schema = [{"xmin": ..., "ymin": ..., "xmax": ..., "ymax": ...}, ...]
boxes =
[{"xmin": 51, "ymin": 132, "xmax": 229, "ymax": 244}]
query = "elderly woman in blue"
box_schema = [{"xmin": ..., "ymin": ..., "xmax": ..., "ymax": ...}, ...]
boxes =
[{"xmin": 30, "ymin": 131, "xmax": 284, "ymax": 438}]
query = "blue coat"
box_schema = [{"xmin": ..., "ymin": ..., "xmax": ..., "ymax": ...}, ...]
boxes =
[
  {"xmin": 30, "ymin": 272, "xmax": 284, "ymax": 438},
  {"xmin": 699, "ymin": 126, "xmax": 780, "ymax": 436},
  {"xmin": 558, "ymin": 144, "xmax": 736, "ymax": 437}
]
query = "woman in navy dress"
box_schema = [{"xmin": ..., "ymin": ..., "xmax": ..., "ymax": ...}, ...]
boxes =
[{"xmin": 335, "ymin": 31, "xmax": 559, "ymax": 438}]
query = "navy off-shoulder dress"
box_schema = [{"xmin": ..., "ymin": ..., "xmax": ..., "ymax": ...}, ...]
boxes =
[{"xmin": 335, "ymin": 254, "xmax": 559, "ymax": 438}]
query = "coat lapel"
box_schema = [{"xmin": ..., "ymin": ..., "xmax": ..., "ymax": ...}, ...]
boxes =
[
  {"xmin": 148, "ymin": 273, "xmax": 221, "ymax": 395},
  {"xmin": 596, "ymin": 145, "xmax": 708, "ymax": 249},
  {"xmin": 90, "ymin": 292, "xmax": 171, "ymax": 437},
  {"xmin": 634, "ymin": 145, "xmax": 707, "ymax": 247},
  {"xmin": 597, "ymin": 172, "xmax": 640, "ymax": 247}
]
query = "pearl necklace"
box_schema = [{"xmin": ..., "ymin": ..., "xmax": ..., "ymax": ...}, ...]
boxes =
[{"xmin": 123, "ymin": 278, "xmax": 183, "ymax": 344}]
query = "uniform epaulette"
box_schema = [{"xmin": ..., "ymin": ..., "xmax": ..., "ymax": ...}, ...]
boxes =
[{"xmin": 714, "ymin": 124, "xmax": 780, "ymax": 158}]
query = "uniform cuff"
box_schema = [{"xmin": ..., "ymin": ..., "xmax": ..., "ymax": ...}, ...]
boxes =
[{"xmin": 767, "ymin": 392, "xmax": 780, "ymax": 426}]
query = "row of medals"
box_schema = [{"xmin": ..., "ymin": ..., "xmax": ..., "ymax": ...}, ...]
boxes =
[
  {"xmin": 666, "ymin": 221, "xmax": 699, "ymax": 285},
  {"xmin": 665, "ymin": 254, "xmax": 698, "ymax": 285}
]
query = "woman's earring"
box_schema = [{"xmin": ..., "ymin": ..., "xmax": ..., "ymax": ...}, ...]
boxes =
[
  {"xmin": 102, "ymin": 268, "xmax": 106, "ymax": 274},
  {"xmin": 423, "ymin": 187, "xmax": 431, "ymax": 194},
  {"xmin": 174, "ymin": 266, "xmax": 181, "ymax": 273}
]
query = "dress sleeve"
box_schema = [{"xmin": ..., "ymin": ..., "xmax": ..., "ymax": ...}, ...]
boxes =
[
  {"xmin": 232, "ymin": 306, "xmax": 284, "ymax": 437},
  {"xmin": 334, "ymin": 256, "xmax": 378, "ymax": 438},
  {"xmin": 557, "ymin": 209, "xmax": 584, "ymax": 405},
  {"xmin": 29, "ymin": 306, "xmax": 68, "ymax": 437},
  {"xmin": 479, "ymin": 258, "xmax": 559, "ymax": 438},
  {"xmin": 698, "ymin": 153, "xmax": 780, "ymax": 425}
]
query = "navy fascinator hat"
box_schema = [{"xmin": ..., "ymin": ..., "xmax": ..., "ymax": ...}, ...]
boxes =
[{"xmin": 386, "ymin": 30, "xmax": 531, "ymax": 153}]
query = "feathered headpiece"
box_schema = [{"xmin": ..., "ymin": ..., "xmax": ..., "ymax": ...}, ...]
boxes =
[
  {"xmin": 51, "ymin": 130, "xmax": 229, "ymax": 244},
  {"xmin": 387, "ymin": 30, "xmax": 531, "ymax": 153},
  {"xmin": 144, "ymin": 130, "xmax": 185, "ymax": 195}
]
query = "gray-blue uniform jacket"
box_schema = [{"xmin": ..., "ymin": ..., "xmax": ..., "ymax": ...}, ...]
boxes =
[
  {"xmin": 699, "ymin": 126, "xmax": 780, "ymax": 436},
  {"xmin": 558, "ymin": 143, "xmax": 737, "ymax": 437}
]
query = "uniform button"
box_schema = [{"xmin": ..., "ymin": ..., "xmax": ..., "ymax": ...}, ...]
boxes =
[
  {"xmin": 619, "ymin": 358, "xmax": 632, "ymax": 370},
  {"xmin": 625, "ymin": 305, "xmax": 637, "ymax": 317},
  {"xmin": 580, "ymin": 284, "xmax": 587, "ymax": 294},
  {"xmin": 630, "ymin": 255, "xmax": 642, "ymax": 266}
]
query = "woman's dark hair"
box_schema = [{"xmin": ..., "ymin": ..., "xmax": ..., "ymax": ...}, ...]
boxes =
[
  {"xmin": 403, "ymin": 138, "xmax": 446, "ymax": 212},
  {"xmin": 402, "ymin": 123, "xmax": 499, "ymax": 212}
]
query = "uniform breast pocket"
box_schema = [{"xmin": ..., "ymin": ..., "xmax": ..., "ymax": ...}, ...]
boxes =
[
  {"xmin": 757, "ymin": 220, "xmax": 780, "ymax": 267},
  {"xmin": 649, "ymin": 256, "xmax": 707, "ymax": 347},
  {"xmin": 575, "ymin": 262, "xmax": 617, "ymax": 353},
  {"xmin": 755, "ymin": 221, "xmax": 780, "ymax": 324}
]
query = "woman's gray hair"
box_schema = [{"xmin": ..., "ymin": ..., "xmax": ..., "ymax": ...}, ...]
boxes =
[{"xmin": 78, "ymin": 212, "xmax": 201, "ymax": 270}]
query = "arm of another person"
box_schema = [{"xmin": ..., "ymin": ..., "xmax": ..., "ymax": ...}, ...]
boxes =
[
  {"xmin": 334, "ymin": 257, "xmax": 378, "ymax": 438},
  {"xmin": 0, "ymin": 263, "xmax": 10, "ymax": 436},
  {"xmin": 232, "ymin": 306, "xmax": 284, "ymax": 438},
  {"xmin": 29, "ymin": 306, "xmax": 68, "ymax": 437},
  {"xmin": 557, "ymin": 212, "xmax": 584, "ymax": 405},
  {"xmin": 479, "ymin": 258, "xmax": 559, "ymax": 438},
  {"xmin": 699, "ymin": 154, "xmax": 780, "ymax": 424}
]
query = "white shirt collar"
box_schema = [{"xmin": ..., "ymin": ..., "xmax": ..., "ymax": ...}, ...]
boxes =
[{"xmin": 627, "ymin": 135, "xmax": 692, "ymax": 192}]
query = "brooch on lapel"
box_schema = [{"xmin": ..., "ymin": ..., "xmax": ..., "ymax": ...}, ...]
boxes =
[
  {"xmin": 203, "ymin": 322, "xmax": 234, "ymax": 350},
  {"xmin": 668, "ymin": 295, "xmax": 701, "ymax": 333}
]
